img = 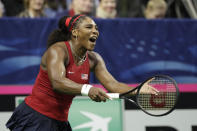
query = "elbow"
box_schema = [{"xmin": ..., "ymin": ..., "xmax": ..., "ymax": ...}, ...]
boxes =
[
  {"xmin": 52, "ymin": 86, "xmax": 60, "ymax": 93},
  {"xmin": 51, "ymin": 79, "xmax": 62, "ymax": 93}
]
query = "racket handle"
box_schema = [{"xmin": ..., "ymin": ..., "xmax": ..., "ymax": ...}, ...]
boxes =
[{"xmin": 107, "ymin": 93, "xmax": 120, "ymax": 99}]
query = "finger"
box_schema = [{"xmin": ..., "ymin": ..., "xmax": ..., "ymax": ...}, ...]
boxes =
[
  {"xmin": 149, "ymin": 87, "xmax": 159, "ymax": 95},
  {"xmin": 100, "ymin": 91, "xmax": 111, "ymax": 100},
  {"xmin": 90, "ymin": 95, "xmax": 99, "ymax": 101},
  {"xmin": 150, "ymin": 86, "xmax": 159, "ymax": 93},
  {"xmin": 95, "ymin": 99, "xmax": 101, "ymax": 102},
  {"xmin": 91, "ymin": 95, "xmax": 100, "ymax": 102},
  {"xmin": 95, "ymin": 96, "xmax": 102, "ymax": 102},
  {"xmin": 99, "ymin": 95, "xmax": 106, "ymax": 102},
  {"xmin": 98, "ymin": 92, "xmax": 108, "ymax": 102}
]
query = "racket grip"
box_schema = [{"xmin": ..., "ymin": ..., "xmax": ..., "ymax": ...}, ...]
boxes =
[{"xmin": 107, "ymin": 93, "xmax": 120, "ymax": 99}]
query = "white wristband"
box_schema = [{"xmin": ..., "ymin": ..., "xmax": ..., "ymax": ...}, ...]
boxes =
[{"xmin": 81, "ymin": 84, "xmax": 93, "ymax": 96}]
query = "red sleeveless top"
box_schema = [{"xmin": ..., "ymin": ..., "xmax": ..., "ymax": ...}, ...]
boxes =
[{"xmin": 25, "ymin": 41, "xmax": 90, "ymax": 121}]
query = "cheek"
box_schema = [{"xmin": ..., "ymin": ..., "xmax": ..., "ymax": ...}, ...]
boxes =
[
  {"xmin": 104, "ymin": 3, "xmax": 116, "ymax": 11},
  {"xmin": 80, "ymin": 32, "xmax": 89, "ymax": 38},
  {"xmin": 80, "ymin": 29, "xmax": 90, "ymax": 37},
  {"xmin": 78, "ymin": 32, "xmax": 90, "ymax": 43}
]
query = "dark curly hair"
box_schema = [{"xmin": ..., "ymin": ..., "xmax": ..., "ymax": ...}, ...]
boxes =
[{"xmin": 47, "ymin": 15, "xmax": 88, "ymax": 48}]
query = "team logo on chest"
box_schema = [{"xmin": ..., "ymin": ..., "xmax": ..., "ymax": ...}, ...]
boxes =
[{"xmin": 81, "ymin": 74, "xmax": 88, "ymax": 80}]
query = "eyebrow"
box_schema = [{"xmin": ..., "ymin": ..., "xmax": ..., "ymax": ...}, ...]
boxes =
[{"xmin": 85, "ymin": 24, "xmax": 97, "ymax": 26}]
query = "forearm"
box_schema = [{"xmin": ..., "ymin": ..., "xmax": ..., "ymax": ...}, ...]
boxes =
[
  {"xmin": 104, "ymin": 81, "xmax": 135, "ymax": 94},
  {"xmin": 51, "ymin": 78, "xmax": 83, "ymax": 95}
]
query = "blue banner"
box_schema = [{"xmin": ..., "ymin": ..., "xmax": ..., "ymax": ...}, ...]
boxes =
[{"xmin": 0, "ymin": 18, "xmax": 197, "ymax": 84}]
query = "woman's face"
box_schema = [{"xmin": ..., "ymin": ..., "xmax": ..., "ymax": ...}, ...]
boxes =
[
  {"xmin": 146, "ymin": 6, "xmax": 166, "ymax": 19},
  {"xmin": 73, "ymin": 0, "xmax": 94, "ymax": 14},
  {"xmin": 74, "ymin": 17, "xmax": 99, "ymax": 51},
  {"xmin": 29, "ymin": 0, "xmax": 45, "ymax": 11},
  {"xmin": 100, "ymin": 0, "xmax": 116, "ymax": 13}
]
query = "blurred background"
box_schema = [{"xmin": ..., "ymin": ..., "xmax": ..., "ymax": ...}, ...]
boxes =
[{"xmin": 0, "ymin": 0, "xmax": 197, "ymax": 131}]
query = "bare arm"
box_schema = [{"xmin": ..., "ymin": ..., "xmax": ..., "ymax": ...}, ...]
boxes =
[
  {"xmin": 46, "ymin": 43, "xmax": 110, "ymax": 102},
  {"xmin": 92, "ymin": 52, "xmax": 135, "ymax": 94},
  {"xmin": 46, "ymin": 43, "xmax": 83, "ymax": 95}
]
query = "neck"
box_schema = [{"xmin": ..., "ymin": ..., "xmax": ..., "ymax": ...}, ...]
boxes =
[{"xmin": 69, "ymin": 40, "xmax": 87, "ymax": 63}]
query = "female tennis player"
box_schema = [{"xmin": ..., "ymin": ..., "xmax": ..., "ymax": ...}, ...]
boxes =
[{"xmin": 6, "ymin": 14, "xmax": 157, "ymax": 131}]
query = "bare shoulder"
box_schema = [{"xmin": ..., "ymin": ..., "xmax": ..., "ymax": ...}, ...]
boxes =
[
  {"xmin": 47, "ymin": 41, "xmax": 69, "ymax": 62},
  {"xmin": 88, "ymin": 51, "xmax": 103, "ymax": 61},
  {"xmin": 88, "ymin": 51, "xmax": 105, "ymax": 71},
  {"xmin": 41, "ymin": 42, "xmax": 69, "ymax": 69},
  {"xmin": 48, "ymin": 42, "xmax": 67, "ymax": 53}
]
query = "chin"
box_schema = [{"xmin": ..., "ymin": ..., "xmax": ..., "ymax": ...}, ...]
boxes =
[
  {"xmin": 88, "ymin": 45, "xmax": 95, "ymax": 51},
  {"xmin": 88, "ymin": 47, "xmax": 94, "ymax": 51},
  {"xmin": 87, "ymin": 42, "xmax": 96, "ymax": 50}
]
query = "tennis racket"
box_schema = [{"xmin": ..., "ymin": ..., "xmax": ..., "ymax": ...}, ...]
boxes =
[{"xmin": 107, "ymin": 75, "xmax": 179, "ymax": 116}]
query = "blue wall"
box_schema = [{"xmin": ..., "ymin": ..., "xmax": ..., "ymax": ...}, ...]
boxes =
[{"xmin": 0, "ymin": 18, "xmax": 197, "ymax": 84}]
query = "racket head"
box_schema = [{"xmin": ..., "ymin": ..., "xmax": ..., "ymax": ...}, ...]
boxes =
[{"xmin": 136, "ymin": 75, "xmax": 179, "ymax": 116}]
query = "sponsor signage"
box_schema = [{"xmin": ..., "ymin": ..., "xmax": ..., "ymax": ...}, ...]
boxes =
[{"xmin": 68, "ymin": 97, "xmax": 123, "ymax": 131}]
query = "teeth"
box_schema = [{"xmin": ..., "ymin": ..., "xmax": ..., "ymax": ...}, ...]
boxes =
[
  {"xmin": 89, "ymin": 36, "xmax": 98, "ymax": 42},
  {"xmin": 91, "ymin": 36, "xmax": 97, "ymax": 39}
]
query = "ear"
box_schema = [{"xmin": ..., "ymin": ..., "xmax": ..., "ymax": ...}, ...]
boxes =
[{"xmin": 72, "ymin": 29, "xmax": 78, "ymax": 38}]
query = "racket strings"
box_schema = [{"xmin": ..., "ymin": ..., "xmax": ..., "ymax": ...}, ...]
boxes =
[
  {"xmin": 137, "ymin": 78, "xmax": 177, "ymax": 112},
  {"xmin": 138, "ymin": 92, "xmax": 176, "ymax": 110}
]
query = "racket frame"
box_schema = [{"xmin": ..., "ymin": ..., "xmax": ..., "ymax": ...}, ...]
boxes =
[{"xmin": 120, "ymin": 75, "xmax": 180, "ymax": 117}]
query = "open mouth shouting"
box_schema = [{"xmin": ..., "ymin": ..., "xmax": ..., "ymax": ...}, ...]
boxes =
[{"xmin": 89, "ymin": 36, "xmax": 98, "ymax": 43}]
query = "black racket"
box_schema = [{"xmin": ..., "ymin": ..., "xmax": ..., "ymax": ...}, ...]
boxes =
[{"xmin": 107, "ymin": 75, "xmax": 179, "ymax": 116}]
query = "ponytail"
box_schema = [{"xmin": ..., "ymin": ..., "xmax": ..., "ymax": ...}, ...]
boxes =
[{"xmin": 47, "ymin": 16, "xmax": 71, "ymax": 48}]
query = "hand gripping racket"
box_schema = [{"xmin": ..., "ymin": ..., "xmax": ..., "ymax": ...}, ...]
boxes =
[{"xmin": 107, "ymin": 75, "xmax": 179, "ymax": 116}]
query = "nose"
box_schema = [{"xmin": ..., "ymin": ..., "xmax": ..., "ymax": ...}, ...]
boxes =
[{"xmin": 92, "ymin": 27, "xmax": 99, "ymax": 36}]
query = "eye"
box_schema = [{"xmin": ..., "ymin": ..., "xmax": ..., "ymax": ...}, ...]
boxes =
[
  {"xmin": 85, "ymin": 25, "xmax": 93, "ymax": 29},
  {"xmin": 86, "ymin": 26, "xmax": 92, "ymax": 29}
]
